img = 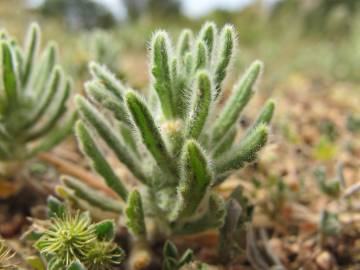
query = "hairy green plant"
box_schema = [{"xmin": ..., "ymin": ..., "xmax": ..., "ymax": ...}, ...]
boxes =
[
  {"xmin": 0, "ymin": 240, "xmax": 16, "ymax": 269},
  {"xmin": 28, "ymin": 196, "xmax": 124, "ymax": 270},
  {"xmin": 0, "ymin": 22, "xmax": 75, "ymax": 163},
  {"xmin": 63, "ymin": 22, "xmax": 274, "ymax": 245}
]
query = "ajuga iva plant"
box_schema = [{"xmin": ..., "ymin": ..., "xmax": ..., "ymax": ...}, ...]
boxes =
[
  {"xmin": 28, "ymin": 196, "xmax": 124, "ymax": 270},
  {"xmin": 0, "ymin": 23, "xmax": 75, "ymax": 167},
  {"xmin": 64, "ymin": 21, "xmax": 274, "ymax": 252}
]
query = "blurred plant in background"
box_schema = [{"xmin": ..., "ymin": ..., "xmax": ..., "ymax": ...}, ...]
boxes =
[
  {"xmin": 76, "ymin": 30, "xmax": 123, "ymax": 79},
  {"xmin": 0, "ymin": 22, "xmax": 75, "ymax": 185},
  {"xmin": 39, "ymin": 0, "xmax": 116, "ymax": 30}
]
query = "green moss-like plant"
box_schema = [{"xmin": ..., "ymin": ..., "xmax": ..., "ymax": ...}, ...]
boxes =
[{"xmin": 0, "ymin": 23, "xmax": 75, "ymax": 165}]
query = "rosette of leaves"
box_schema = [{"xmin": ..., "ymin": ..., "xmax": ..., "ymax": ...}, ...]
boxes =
[
  {"xmin": 28, "ymin": 196, "xmax": 124, "ymax": 270},
  {"xmin": 0, "ymin": 22, "xmax": 76, "ymax": 165},
  {"xmin": 64, "ymin": 22, "xmax": 274, "ymax": 241}
]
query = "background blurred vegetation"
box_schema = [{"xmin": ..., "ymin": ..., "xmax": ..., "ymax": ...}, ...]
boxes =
[{"xmin": 1, "ymin": 0, "xmax": 360, "ymax": 90}]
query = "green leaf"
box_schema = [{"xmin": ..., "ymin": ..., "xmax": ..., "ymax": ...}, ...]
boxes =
[
  {"xmin": 28, "ymin": 111, "xmax": 77, "ymax": 158},
  {"xmin": 85, "ymin": 80, "xmax": 130, "ymax": 125},
  {"xmin": 199, "ymin": 22, "xmax": 217, "ymax": 60},
  {"xmin": 214, "ymin": 25, "xmax": 235, "ymax": 98},
  {"xmin": 250, "ymin": 99, "xmax": 275, "ymax": 129},
  {"xmin": 47, "ymin": 195, "xmax": 66, "ymax": 218},
  {"xmin": 151, "ymin": 31, "xmax": 174, "ymax": 119},
  {"xmin": 24, "ymin": 78, "xmax": 71, "ymax": 142},
  {"xmin": 94, "ymin": 219, "xmax": 116, "ymax": 241},
  {"xmin": 185, "ymin": 71, "xmax": 212, "ymax": 140},
  {"xmin": 62, "ymin": 175, "xmax": 123, "ymax": 213},
  {"xmin": 22, "ymin": 22, "xmax": 40, "ymax": 87},
  {"xmin": 23, "ymin": 66, "xmax": 63, "ymax": 129},
  {"xmin": 76, "ymin": 95, "xmax": 148, "ymax": 184},
  {"xmin": 194, "ymin": 41, "xmax": 207, "ymax": 70},
  {"xmin": 212, "ymin": 60, "xmax": 263, "ymax": 143},
  {"xmin": 176, "ymin": 29, "xmax": 193, "ymax": 59},
  {"xmin": 172, "ymin": 140, "xmax": 213, "ymax": 220},
  {"xmin": 163, "ymin": 241, "xmax": 178, "ymax": 259},
  {"xmin": 125, "ymin": 189, "xmax": 146, "ymax": 238},
  {"xmin": 118, "ymin": 122, "xmax": 140, "ymax": 157},
  {"xmin": 33, "ymin": 42, "xmax": 57, "ymax": 96},
  {"xmin": 211, "ymin": 126, "xmax": 237, "ymax": 158},
  {"xmin": 75, "ymin": 120, "xmax": 128, "ymax": 201},
  {"xmin": 184, "ymin": 52, "xmax": 194, "ymax": 75},
  {"xmin": 215, "ymin": 124, "xmax": 268, "ymax": 182},
  {"xmin": 89, "ymin": 61, "xmax": 125, "ymax": 100},
  {"xmin": 125, "ymin": 91, "xmax": 177, "ymax": 179},
  {"xmin": 1, "ymin": 41, "xmax": 18, "ymax": 110},
  {"xmin": 178, "ymin": 249, "xmax": 194, "ymax": 267}
]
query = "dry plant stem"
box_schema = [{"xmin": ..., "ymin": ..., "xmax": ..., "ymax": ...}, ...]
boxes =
[{"xmin": 37, "ymin": 152, "xmax": 117, "ymax": 198}]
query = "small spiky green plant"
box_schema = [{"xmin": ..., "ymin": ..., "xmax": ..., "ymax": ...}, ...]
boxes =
[
  {"xmin": 30, "ymin": 196, "xmax": 124, "ymax": 270},
  {"xmin": 63, "ymin": 22, "xmax": 274, "ymax": 243},
  {"xmin": 0, "ymin": 240, "xmax": 16, "ymax": 269},
  {"xmin": 0, "ymin": 23, "xmax": 75, "ymax": 164}
]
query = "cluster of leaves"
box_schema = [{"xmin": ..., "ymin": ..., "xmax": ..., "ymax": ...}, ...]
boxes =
[
  {"xmin": 28, "ymin": 197, "xmax": 124, "ymax": 270},
  {"xmin": 0, "ymin": 23, "xmax": 75, "ymax": 162},
  {"xmin": 60, "ymin": 21, "xmax": 274, "ymax": 243}
]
